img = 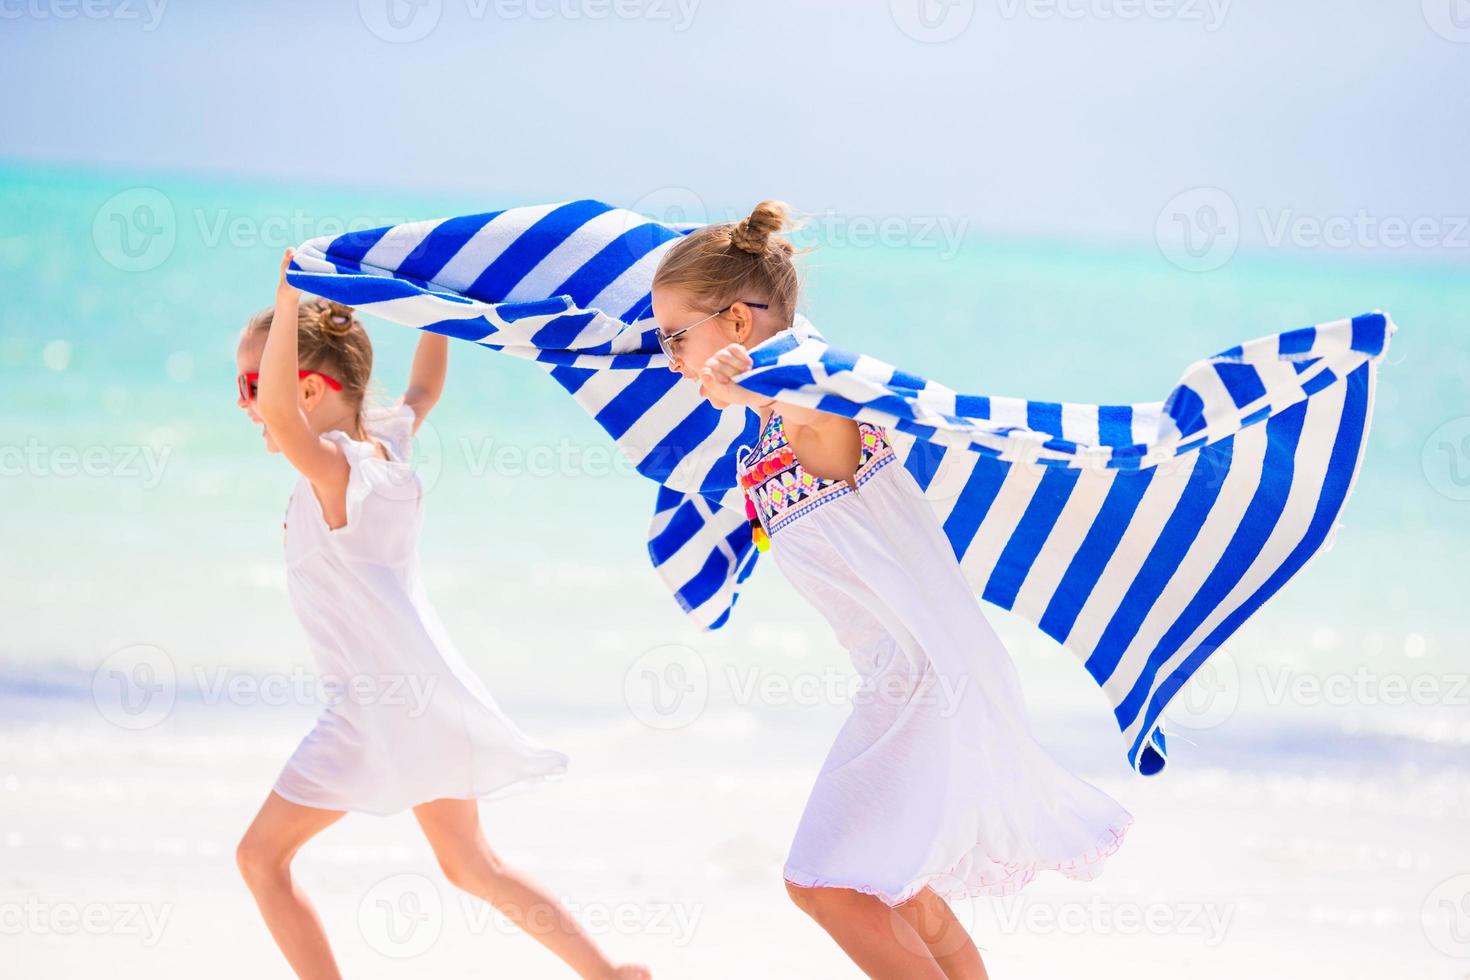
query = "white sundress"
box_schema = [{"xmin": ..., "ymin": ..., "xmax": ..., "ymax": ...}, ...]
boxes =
[
  {"xmin": 273, "ymin": 405, "xmax": 567, "ymax": 816},
  {"xmin": 738, "ymin": 413, "xmax": 1132, "ymax": 905}
]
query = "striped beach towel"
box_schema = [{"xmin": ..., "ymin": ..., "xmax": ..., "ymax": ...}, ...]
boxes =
[{"xmin": 287, "ymin": 201, "xmax": 1393, "ymax": 774}]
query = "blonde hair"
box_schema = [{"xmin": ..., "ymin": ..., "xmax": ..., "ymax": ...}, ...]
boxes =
[
  {"xmin": 653, "ymin": 200, "xmax": 800, "ymax": 326},
  {"xmin": 243, "ymin": 298, "xmax": 373, "ymax": 419}
]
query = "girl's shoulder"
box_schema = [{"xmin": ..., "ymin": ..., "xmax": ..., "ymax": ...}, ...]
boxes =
[
  {"xmin": 316, "ymin": 403, "xmax": 415, "ymax": 464},
  {"xmin": 360, "ymin": 403, "xmax": 418, "ymax": 462},
  {"xmin": 309, "ymin": 404, "xmax": 423, "ymax": 544}
]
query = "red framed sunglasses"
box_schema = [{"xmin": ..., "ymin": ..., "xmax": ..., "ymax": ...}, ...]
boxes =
[{"xmin": 237, "ymin": 370, "xmax": 343, "ymax": 402}]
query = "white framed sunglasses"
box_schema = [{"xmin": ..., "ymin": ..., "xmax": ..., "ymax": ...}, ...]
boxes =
[{"xmin": 657, "ymin": 301, "xmax": 769, "ymax": 362}]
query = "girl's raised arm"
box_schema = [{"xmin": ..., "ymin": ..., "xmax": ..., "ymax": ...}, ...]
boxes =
[
  {"xmin": 255, "ymin": 249, "xmax": 350, "ymax": 493},
  {"xmin": 402, "ymin": 330, "xmax": 448, "ymax": 434}
]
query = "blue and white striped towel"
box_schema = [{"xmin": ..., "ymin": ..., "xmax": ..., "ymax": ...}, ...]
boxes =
[{"xmin": 287, "ymin": 200, "xmax": 1393, "ymax": 774}]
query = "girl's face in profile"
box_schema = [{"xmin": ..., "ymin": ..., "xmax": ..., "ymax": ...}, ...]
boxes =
[
  {"xmin": 651, "ymin": 287, "xmax": 763, "ymax": 407},
  {"xmin": 651, "ymin": 287, "xmax": 730, "ymax": 372},
  {"xmin": 234, "ymin": 331, "xmax": 282, "ymax": 455}
]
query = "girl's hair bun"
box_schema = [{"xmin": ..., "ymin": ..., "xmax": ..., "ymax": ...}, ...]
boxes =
[
  {"xmin": 311, "ymin": 300, "xmax": 357, "ymax": 339},
  {"xmin": 242, "ymin": 297, "xmax": 374, "ymax": 411},
  {"xmin": 730, "ymin": 200, "xmax": 793, "ymax": 257},
  {"xmin": 652, "ymin": 197, "xmax": 802, "ymax": 326}
]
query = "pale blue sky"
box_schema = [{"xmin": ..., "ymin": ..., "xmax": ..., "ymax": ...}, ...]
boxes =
[{"xmin": 2, "ymin": 0, "xmax": 1466, "ymax": 254}]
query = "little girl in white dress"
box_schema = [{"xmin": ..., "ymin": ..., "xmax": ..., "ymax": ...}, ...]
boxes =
[
  {"xmin": 232, "ymin": 249, "xmax": 649, "ymax": 980},
  {"xmin": 651, "ymin": 204, "xmax": 1132, "ymax": 979},
  {"xmin": 273, "ymin": 396, "xmax": 563, "ymax": 814},
  {"xmin": 740, "ymin": 415, "xmax": 1129, "ymax": 905}
]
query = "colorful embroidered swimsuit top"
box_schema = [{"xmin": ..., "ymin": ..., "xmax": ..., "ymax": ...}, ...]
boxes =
[{"xmin": 737, "ymin": 413, "xmax": 896, "ymax": 541}]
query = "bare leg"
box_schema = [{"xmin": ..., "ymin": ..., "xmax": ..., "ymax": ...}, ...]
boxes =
[
  {"xmin": 785, "ymin": 881, "xmax": 949, "ymax": 979},
  {"xmin": 236, "ymin": 791, "xmax": 347, "ymax": 980},
  {"xmin": 413, "ymin": 798, "xmax": 649, "ymax": 980},
  {"xmin": 892, "ymin": 887, "xmax": 989, "ymax": 980}
]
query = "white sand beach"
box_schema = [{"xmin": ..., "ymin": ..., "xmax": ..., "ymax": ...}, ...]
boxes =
[{"xmin": 3, "ymin": 654, "xmax": 1465, "ymax": 980}]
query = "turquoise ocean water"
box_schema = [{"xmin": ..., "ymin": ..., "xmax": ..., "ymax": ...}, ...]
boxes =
[{"xmin": 1, "ymin": 163, "xmax": 1466, "ymax": 766}]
